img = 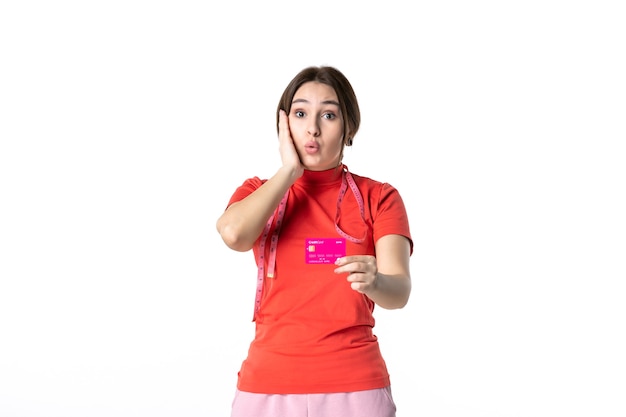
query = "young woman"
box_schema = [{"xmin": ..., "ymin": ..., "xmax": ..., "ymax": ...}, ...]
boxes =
[{"xmin": 216, "ymin": 65, "xmax": 413, "ymax": 417}]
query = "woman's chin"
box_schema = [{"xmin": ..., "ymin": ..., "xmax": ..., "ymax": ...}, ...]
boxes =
[{"xmin": 302, "ymin": 157, "xmax": 341, "ymax": 172}]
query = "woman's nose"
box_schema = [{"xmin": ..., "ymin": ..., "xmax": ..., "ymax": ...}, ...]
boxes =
[{"xmin": 307, "ymin": 119, "xmax": 320, "ymax": 137}]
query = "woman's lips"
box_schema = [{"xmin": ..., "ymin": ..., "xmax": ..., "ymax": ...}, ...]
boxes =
[{"xmin": 304, "ymin": 141, "xmax": 319, "ymax": 155}]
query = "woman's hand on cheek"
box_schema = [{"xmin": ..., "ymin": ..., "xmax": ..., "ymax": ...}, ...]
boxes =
[{"xmin": 278, "ymin": 110, "xmax": 304, "ymax": 177}]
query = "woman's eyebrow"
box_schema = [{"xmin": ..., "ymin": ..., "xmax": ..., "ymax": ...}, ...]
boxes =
[{"xmin": 291, "ymin": 98, "xmax": 340, "ymax": 106}]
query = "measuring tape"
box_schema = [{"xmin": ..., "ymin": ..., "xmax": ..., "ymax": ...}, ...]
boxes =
[{"xmin": 252, "ymin": 166, "xmax": 366, "ymax": 321}]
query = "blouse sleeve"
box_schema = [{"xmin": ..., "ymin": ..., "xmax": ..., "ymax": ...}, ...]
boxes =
[
  {"xmin": 226, "ymin": 176, "xmax": 265, "ymax": 208},
  {"xmin": 372, "ymin": 183, "xmax": 414, "ymax": 255}
]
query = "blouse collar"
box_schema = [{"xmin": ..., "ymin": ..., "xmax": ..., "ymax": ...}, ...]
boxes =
[{"xmin": 296, "ymin": 164, "xmax": 347, "ymax": 186}]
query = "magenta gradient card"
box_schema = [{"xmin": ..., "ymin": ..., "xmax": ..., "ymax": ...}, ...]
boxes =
[{"xmin": 305, "ymin": 238, "xmax": 346, "ymax": 264}]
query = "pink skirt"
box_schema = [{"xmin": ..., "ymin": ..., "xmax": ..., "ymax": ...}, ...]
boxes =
[{"xmin": 230, "ymin": 386, "xmax": 396, "ymax": 417}]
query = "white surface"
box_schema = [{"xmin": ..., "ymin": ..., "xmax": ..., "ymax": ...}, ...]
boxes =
[{"xmin": 1, "ymin": 1, "xmax": 625, "ymax": 416}]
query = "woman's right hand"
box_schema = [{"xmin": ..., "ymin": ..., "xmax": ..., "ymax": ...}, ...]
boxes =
[
  {"xmin": 278, "ymin": 109, "xmax": 304, "ymax": 179},
  {"xmin": 217, "ymin": 110, "xmax": 305, "ymax": 252}
]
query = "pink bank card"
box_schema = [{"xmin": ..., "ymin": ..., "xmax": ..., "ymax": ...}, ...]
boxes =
[{"xmin": 305, "ymin": 238, "xmax": 346, "ymax": 264}]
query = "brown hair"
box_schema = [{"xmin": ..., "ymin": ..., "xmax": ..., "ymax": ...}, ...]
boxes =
[{"xmin": 276, "ymin": 66, "xmax": 361, "ymax": 147}]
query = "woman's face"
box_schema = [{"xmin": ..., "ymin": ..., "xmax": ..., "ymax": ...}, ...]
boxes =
[{"xmin": 288, "ymin": 81, "xmax": 344, "ymax": 171}]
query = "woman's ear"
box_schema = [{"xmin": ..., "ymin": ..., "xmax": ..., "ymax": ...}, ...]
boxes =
[{"xmin": 345, "ymin": 130, "xmax": 353, "ymax": 146}]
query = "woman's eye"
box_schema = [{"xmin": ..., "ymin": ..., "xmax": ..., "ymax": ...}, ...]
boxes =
[
  {"xmin": 294, "ymin": 111, "xmax": 305, "ymax": 118},
  {"xmin": 322, "ymin": 113, "xmax": 336, "ymax": 120}
]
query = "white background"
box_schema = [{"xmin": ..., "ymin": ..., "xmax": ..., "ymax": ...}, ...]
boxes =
[{"xmin": 1, "ymin": 1, "xmax": 625, "ymax": 416}]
